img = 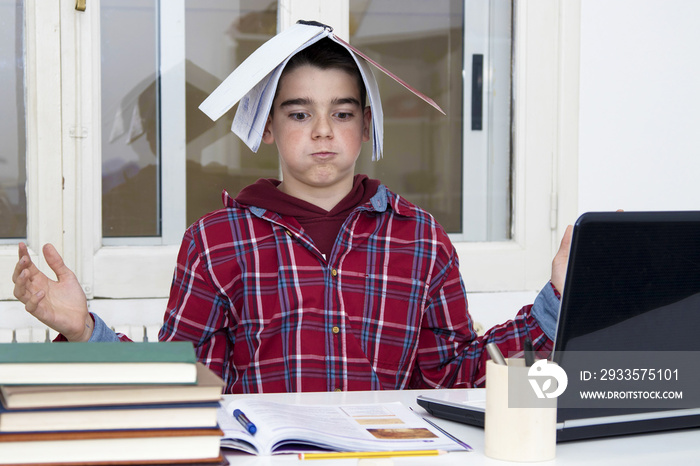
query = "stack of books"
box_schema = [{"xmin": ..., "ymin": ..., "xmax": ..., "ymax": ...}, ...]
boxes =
[{"xmin": 0, "ymin": 342, "xmax": 225, "ymax": 465}]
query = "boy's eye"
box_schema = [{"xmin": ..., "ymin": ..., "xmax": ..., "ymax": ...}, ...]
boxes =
[
  {"xmin": 289, "ymin": 112, "xmax": 308, "ymax": 121},
  {"xmin": 335, "ymin": 112, "xmax": 353, "ymax": 120}
]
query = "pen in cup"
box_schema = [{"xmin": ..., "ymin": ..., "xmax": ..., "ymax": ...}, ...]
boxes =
[
  {"xmin": 233, "ymin": 409, "xmax": 257, "ymax": 435},
  {"xmin": 486, "ymin": 342, "xmax": 506, "ymax": 366},
  {"xmin": 524, "ymin": 336, "xmax": 535, "ymax": 367}
]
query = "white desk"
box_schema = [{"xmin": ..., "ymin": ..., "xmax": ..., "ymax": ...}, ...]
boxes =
[{"xmin": 221, "ymin": 389, "xmax": 700, "ymax": 465}]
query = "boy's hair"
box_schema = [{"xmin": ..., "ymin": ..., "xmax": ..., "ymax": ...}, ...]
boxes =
[{"xmin": 274, "ymin": 38, "xmax": 368, "ymax": 109}]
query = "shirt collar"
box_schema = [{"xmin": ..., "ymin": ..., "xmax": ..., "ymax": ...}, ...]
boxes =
[
  {"xmin": 222, "ymin": 183, "xmax": 415, "ymax": 218},
  {"xmin": 365, "ymin": 185, "xmax": 415, "ymax": 218}
]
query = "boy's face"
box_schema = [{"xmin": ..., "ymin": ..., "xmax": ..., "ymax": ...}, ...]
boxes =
[{"xmin": 262, "ymin": 65, "xmax": 371, "ymax": 195}]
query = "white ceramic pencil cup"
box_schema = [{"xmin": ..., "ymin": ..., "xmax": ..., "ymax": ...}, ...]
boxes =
[{"xmin": 484, "ymin": 358, "xmax": 557, "ymax": 462}]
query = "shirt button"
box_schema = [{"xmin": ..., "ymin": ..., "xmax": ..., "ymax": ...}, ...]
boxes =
[
  {"xmin": 332, "ymin": 326, "xmax": 340, "ymax": 334},
  {"xmin": 334, "ymin": 388, "xmax": 342, "ymax": 392},
  {"xmin": 331, "ymin": 268, "xmax": 338, "ymax": 277},
  {"xmin": 285, "ymin": 230, "xmax": 292, "ymax": 237}
]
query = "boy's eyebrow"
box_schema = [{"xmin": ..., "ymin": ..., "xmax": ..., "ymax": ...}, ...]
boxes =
[
  {"xmin": 278, "ymin": 96, "xmax": 361, "ymax": 108},
  {"xmin": 332, "ymin": 97, "xmax": 361, "ymax": 106},
  {"xmin": 279, "ymin": 97, "xmax": 312, "ymax": 108}
]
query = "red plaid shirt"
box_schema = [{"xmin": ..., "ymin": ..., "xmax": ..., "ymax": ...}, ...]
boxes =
[{"xmin": 154, "ymin": 183, "xmax": 553, "ymax": 393}]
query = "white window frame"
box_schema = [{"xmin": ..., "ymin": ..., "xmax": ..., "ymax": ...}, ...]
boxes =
[
  {"xmin": 65, "ymin": 0, "xmax": 182, "ymax": 299},
  {"xmin": 460, "ymin": 0, "xmax": 512, "ymax": 243},
  {"xmin": 0, "ymin": 0, "xmax": 580, "ymax": 303},
  {"xmin": 457, "ymin": 0, "xmax": 581, "ymax": 292},
  {"xmin": 0, "ymin": 1, "xmax": 63, "ymax": 299}
]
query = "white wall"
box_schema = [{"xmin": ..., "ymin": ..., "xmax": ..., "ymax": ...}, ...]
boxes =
[{"xmin": 577, "ymin": 0, "xmax": 700, "ymax": 214}]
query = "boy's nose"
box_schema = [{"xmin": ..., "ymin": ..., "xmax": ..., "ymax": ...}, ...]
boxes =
[{"xmin": 312, "ymin": 115, "xmax": 333, "ymax": 139}]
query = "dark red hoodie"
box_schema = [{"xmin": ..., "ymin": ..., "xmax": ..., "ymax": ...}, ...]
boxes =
[{"xmin": 234, "ymin": 175, "xmax": 381, "ymax": 257}]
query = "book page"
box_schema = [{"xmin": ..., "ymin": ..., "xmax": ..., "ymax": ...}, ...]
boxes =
[
  {"xmin": 219, "ymin": 398, "xmax": 470, "ymax": 455},
  {"xmin": 199, "ymin": 25, "xmax": 326, "ymax": 121}
]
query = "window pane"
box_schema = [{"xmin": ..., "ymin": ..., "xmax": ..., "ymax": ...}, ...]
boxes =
[
  {"xmin": 0, "ymin": 0, "xmax": 27, "ymax": 239},
  {"xmin": 350, "ymin": 0, "xmax": 464, "ymax": 233},
  {"xmin": 184, "ymin": 1, "xmax": 278, "ymax": 226},
  {"xmin": 101, "ymin": 1, "xmax": 279, "ymax": 238},
  {"xmin": 100, "ymin": 1, "xmax": 511, "ymax": 240},
  {"xmin": 350, "ymin": 0, "xmax": 512, "ymax": 240},
  {"xmin": 101, "ymin": 0, "xmax": 159, "ymax": 237}
]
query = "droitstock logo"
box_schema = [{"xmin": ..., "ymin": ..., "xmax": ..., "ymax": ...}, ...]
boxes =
[{"xmin": 528, "ymin": 360, "xmax": 568, "ymax": 399}]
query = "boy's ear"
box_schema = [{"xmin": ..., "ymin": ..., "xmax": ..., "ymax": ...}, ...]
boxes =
[
  {"xmin": 362, "ymin": 106, "xmax": 372, "ymax": 142},
  {"xmin": 262, "ymin": 115, "xmax": 274, "ymax": 144}
]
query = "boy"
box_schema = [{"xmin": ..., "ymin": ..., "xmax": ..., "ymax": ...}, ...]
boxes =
[{"xmin": 13, "ymin": 24, "xmax": 570, "ymax": 394}]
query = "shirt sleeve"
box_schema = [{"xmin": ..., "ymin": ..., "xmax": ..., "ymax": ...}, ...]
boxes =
[
  {"xmin": 530, "ymin": 281, "xmax": 561, "ymax": 340},
  {"xmin": 87, "ymin": 313, "xmax": 123, "ymax": 342},
  {"xmin": 53, "ymin": 313, "xmax": 131, "ymax": 342},
  {"xmin": 410, "ymin": 248, "xmax": 558, "ymax": 389},
  {"xmin": 158, "ymin": 227, "xmax": 233, "ymax": 386}
]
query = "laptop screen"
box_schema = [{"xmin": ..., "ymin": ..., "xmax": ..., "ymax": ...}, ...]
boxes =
[
  {"xmin": 552, "ymin": 211, "xmax": 700, "ymax": 429},
  {"xmin": 417, "ymin": 211, "xmax": 700, "ymax": 442}
]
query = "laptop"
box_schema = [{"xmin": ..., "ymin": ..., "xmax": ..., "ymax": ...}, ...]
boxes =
[{"xmin": 418, "ymin": 211, "xmax": 700, "ymax": 441}]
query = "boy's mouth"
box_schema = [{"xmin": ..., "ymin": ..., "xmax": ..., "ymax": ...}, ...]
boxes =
[{"xmin": 311, "ymin": 151, "xmax": 336, "ymax": 158}]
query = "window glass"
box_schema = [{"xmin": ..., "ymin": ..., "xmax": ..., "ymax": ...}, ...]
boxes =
[
  {"xmin": 100, "ymin": 0, "xmax": 278, "ymax": 238},
  {"xmin": 0, "ymin": 0, "xmax": 27, "ymax": 239},
  {"xmin": 184, "ymin": 0, "xmax": 278, "ymax": 226},
  {"xmin": 350, "ymin": 0, "xmax": 512, "ymax": 240},
  {"xmin": 101, "ymin": 0, "xmax": 159, "ymax": 237},
  {"xmin": 99, "ymin": 0, "xmax": 511, "ymax": 241},
  {"xmin": 350, "ymin": 0, "xmax": 464, "ymax": 233}
]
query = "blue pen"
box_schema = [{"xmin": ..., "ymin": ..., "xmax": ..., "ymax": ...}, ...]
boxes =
[{"xmin": 233, "ymin": 409, "xmax": 257, "ymax": 435}]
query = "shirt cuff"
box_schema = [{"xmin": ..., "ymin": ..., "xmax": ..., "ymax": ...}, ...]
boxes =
[
  {"xmin": 87, "ymin": 313, "xmax": 120, "ymax": 342},
  {"xmin": 531, "ymin": 282, "xmax": 561, "ymax": 341}
]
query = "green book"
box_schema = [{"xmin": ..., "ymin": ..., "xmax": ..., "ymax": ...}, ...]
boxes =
[{"xmin": 0, "ymin": 342, "xmax": 197, "ymax": 385}]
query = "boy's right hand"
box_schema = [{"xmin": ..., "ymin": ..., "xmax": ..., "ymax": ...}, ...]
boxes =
[{"xmin": 12, "ymin": 243, "xmax": 92, "ymax": 342}]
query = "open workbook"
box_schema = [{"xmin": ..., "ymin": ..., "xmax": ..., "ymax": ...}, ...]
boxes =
[{"xmin": 217, "ymin": 398, "xmax": 471, "ymax": 455}]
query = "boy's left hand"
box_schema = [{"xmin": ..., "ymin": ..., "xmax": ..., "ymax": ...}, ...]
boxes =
[{"xmin": 551, "ymin": 225, "xmax": 573, "ymax": 294}]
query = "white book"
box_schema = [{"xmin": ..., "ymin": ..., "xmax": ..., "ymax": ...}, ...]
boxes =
[{"xmin": 199, "ymin": 20, "xmax": 444, "ymax": 161}]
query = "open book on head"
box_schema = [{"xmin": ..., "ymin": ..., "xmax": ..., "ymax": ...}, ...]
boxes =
[
  {"xmin": 217, "ymin": 398, "xmax": 471, "ymax": 456},
  {"xmin": 199, "ymin": 20, "xmax": 445, "ymax": 162}
]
